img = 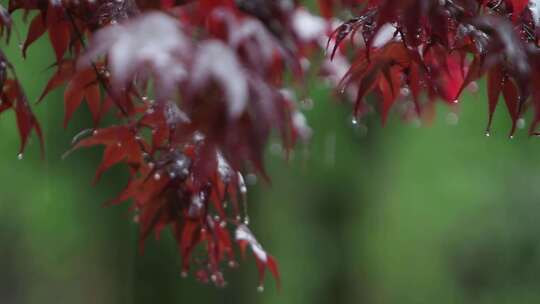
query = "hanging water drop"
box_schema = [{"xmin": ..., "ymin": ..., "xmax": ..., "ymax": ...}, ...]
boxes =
[
  {"xmin": 517, "ymin": 118, "xmax": 526, "ymax": 129},
  {"xmin": 445, "ymin": 112, "xmax": 459, "ymax": 125},
  {"xmin": 17, "ymin": 153, "xmax": 23, "ymax": 160},
  {"xmin": 238, "ymin": 173, "xmax": 247, "ymax": 193},
  {"xmin": 485, "ymin": 130, "xmax": 491, "ymax": 137},
  {"xmin": 153, "ymin": 172, "xmax": 161, "ymax": 180},
  {"xmin": 243, "ymin": 216, "xmax": 250, "ymax": 225},
  {"xmin": 351, "ymin": 117, "xmax": 358, "ymax": 126},
  {"xmin": 257, "ymin": 285, "xmax": 264, "ymax": 293},
  {"xmin": 246, "ymin": 173, "xmax": 257, "ymax": 185},
  {"xmin": 301, "ymin": 98, "xmax": 314, "ymax": 110}
]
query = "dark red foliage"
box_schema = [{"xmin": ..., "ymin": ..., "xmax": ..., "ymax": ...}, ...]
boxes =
[
  {"xmin": 327, "ymin": 0, "xmax": 540, "ymax": 136},
  {"xmin": 0, "ymin": 51, "xmax": 44, "ymax": 156},
  {"xmin": 4, "ymin": 0, "xmax": 540, "ymax": 290},
  {"xmin": 0, "ymin": 5, "xmax": 12, "ymax": 42}
]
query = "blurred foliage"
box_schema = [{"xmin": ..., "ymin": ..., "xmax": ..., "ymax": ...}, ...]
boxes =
[{"xmin": 3, "ymin": 3, "xmax": 540, "ymax": 304}]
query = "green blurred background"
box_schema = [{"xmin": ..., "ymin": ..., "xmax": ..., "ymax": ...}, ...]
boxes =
[{"xmin": 3, "ymin": 3, "xmax": 540, "ymax": 304}]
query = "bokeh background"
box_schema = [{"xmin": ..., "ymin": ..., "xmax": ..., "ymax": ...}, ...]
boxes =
[{"xmin": 3, "ymin": 3, "xmax": 540, "ymax": 304}]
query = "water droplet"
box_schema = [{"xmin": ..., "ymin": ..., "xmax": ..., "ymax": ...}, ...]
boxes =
[
  {"xmin": 17, "ymin": 153, "xmax": 23, "ymax": 160},
  {"xmin": 445, "ymin": 112, "xmax": 459, "ymax": 125},
  {"xmin": 220, "ymin": 221, "xmax": 226, "ymax": 227},
  {"xmin": 452, "ymin": 99, "xmax": 459, "ymax": 104},
  {"xmin": 517, "ymin": 118, "xmax": 526, "ymax": 129},
  {"xmin": 243, "ymin": 216, "xmax": 250, "ymax": 225},
  {"xmin": 210, "ymin": 274, "xmax": 217, "ymax": 282},
  {"xmin": 116, "ymin": 142, "xmax": 122, "ymax": 147},
  {"xmin": 509, "ymin": 135, "xmax": 514, "ymax": 139},
  {"xmin": 92, "ymin": 130, "xmax": 99, "ymax": 135},
  {"xmin": 238, "ymin": 173, "xmax": 248, "ymax": 193},
  {"xmin": 153, "ymin": 172, "xmax": 161, "ymax": 180},
  {"xmin": 300, "ymin": 98, "xmax": 314, "ymax": 110},
  {"xmin": 180, "ymin": 271, "xmax": 188, "ymax": 278},
  {"xmin": 257, "ymin": 285, "xmax": 264, "ymax": 293},
  {"xmin": 228, "ymin": 260, "xmax": 237, "ymax": 268},
  {"xmin": 246, "ymin": 173, "xmax": 257, "ymax": 185},
  {"xmin": 148, "ymin": 162, "xmax": 155, "ymax": 169},
  {"xmin": 351, "ymin": 117, "xmax": 358, "ymax": 125},
  {"xmin": 270, "ymin": 143, "xmax": 282, "ymax": 156},
  {"xmin": 485, "ymin": 130, "xmax": 491, "ymax": 137},
  {"xmin": 400, "ymin": 87, "xmax": 411, "ymax": 96}
]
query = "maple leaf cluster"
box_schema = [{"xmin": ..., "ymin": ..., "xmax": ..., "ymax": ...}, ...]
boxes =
[
  {"xmin": 327, "ymin": 0, "xmax": 540, "ymax": 136},
  {"xmin": 0, "ymin": 0, "xmax": 330, "ymax": 289},
  {"xmin": 2, "ymin": 0, "xmax": 540, "ymax": 290}
]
